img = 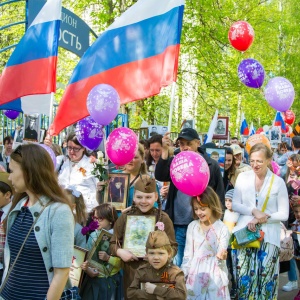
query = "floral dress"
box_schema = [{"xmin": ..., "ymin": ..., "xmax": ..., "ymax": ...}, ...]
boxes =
[{"xmin": 181, "ymin": 219, "xmax": 230, "ymax": 300}]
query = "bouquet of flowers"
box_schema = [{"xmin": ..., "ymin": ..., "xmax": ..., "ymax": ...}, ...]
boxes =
[{"xmin": 90, "ymin": 151, "xmax": 109, "ymax": 181}]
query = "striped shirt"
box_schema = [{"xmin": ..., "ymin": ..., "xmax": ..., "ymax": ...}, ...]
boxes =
[{"xmin": 1, "ymin": 207, "xmax": 49, "ymax": 299}]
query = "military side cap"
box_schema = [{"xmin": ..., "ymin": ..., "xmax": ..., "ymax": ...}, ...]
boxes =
[
  {"xmin": 146, "ymin": 230, "xmax": 171, "ymax": 249},
  {"xmin": 0, "ymin": 172, "xmax": 13, "ymax": 193},
  {"xmin": 134, "ymin": 175, "xmax": 156, "ymax": 193}
]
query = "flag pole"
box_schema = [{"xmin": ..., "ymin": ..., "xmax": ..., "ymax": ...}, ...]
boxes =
[
  {"xmin": 49, "ymin": 92, "xmax": 54, "ymax": 126},
  {"xmin": 168, "ymin": 82, "xmax": 176, "ymax": 131}
]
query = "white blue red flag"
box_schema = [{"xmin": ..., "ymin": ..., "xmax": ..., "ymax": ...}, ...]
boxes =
[
  {"xmin": 249, "ymin": 122, "xmax": 256, "ymax": 136},
  {"xmin": 204, "ymin": 109, "xmax": 218, "ymax": 144},
  {"xmin": 274, "ymin": 111, "xmax": 287, "ymax": 132},
  {"xmin": 0, "ymin": 0, "xmax": 61, "ymax": 105},
  {"xmin": 51, "ymin": 0, "xmax": 184, "ymax": 135},
  {"xmin": 240, "ymin": 113, "xmax": 249, "ymax": 135}
]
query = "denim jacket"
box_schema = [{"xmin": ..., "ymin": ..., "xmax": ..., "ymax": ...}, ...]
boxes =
[{"xmin": 2, "ymin": 196, "xmax": 74, "ymax": 287}]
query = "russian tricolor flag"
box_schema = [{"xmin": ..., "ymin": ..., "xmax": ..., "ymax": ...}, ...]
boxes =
[
  {"xmin": 249, "ymin": 122, "xmax": 256, "ymax": 136},
  {"xmin": 240, "ymin": 113, "xmax": 249, "ymax": 135},
  {"xmin": 274, "ymin": 111, "xmax": 287, "ymax": 132},
  {"xmin": 0, "ymin": 0, "xmax": 61, "ymax": 105},
  {"xmin": 51, "ymin": 0, "xmax": 184, "ymax": 135}
]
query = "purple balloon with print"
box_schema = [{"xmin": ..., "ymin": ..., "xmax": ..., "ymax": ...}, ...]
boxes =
[
  {"xmin": 87, "ymin": 84, "xmax": 120, "ymax": 126},
  {"xmin": 4, "ymin": 110, "xmax": 19, "ymax": 120},
  {"xmin": 39, "ymin": 144, "xmax": 56, "ymax": 169},
  {"xmin": 238, "ymin": 58, "xmax": 265, "ymax": 88},
  {"xmin": 264, "ymin": 77, "xmax": 295, "ymax": 112},
  {"xmin": 106, "ymin": 127, "xmax": 138, "ymax": 166},
  {"xmin": 170, "ymin": 151, "xmax": 210, "ymax": 197},
  {"xmin": 75, "ymin": 116, "xmax": 104, "ymax": 151}
]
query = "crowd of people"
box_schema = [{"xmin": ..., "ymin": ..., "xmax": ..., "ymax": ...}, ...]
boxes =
[{"xmin": 0, "ymin": 128, "xmax": 298, "ymax": 299}]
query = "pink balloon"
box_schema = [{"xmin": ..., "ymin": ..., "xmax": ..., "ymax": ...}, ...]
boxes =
[
  {"xmin": 106, "ymin": 128, "xmax": 138, "ymax": 166},
  {"xmin": 170, "ymin": 151, "xmax": 210, "ymax": 197},
  {"xmin": 271, "ymin": 161, "xmax": 280, "ymax": 176}
]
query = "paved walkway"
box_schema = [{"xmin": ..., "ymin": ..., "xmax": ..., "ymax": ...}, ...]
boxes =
[{"xmin": 278, "ymin": 271, "xmax": 298, "ymax": 300}]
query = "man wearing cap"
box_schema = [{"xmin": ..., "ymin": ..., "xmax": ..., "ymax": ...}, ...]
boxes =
[
  {"xmin": 155, "ymin": 128, "xmax": 224, "ymax": 267},
  {"xmin": 24, "ymin": 117, "xmax": 38, "ymax": 140},
  {"xmin": 230, "ymin": 144, "xmax": 251, "ymax": 173}
]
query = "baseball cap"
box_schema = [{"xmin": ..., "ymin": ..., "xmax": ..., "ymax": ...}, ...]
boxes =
[
  {"xmin": 230, "ymin": 144, "xmax": 242, "ymax": 156},
  {"xmin": 177, "ymin": 128, "xmax": 200, "ymax": 142}
]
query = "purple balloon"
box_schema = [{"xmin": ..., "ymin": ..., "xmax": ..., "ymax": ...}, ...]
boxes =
[
  {"xmin": 238, "ymin": 58, "xmax": 265, "ymax": 88},
  {"xmin": 87, "ymin": 84, "xmax": 120, "ymax": 126},
  {"xmin": 4, "ymin": 110, "xmax": 20, "ymax": 120},
  {"xmin": 264, "ymin": 77, "xmax": 295, "ymax": 112},
  {"xmin": 75, "ymin": 116, "xmax": 104, "ymax": 151},
  {"xmin": 39, "ymin": 144, "xmax": 57, "ymax": 168}
]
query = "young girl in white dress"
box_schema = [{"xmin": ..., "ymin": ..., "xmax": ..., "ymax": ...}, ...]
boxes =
[{"xmin": 181, "ymin": 186, "xmax": 230, "ymax": 300}]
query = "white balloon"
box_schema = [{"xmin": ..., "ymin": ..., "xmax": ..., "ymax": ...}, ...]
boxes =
[{"xmin": 263, "ymin": 125, "xmax": 269, "ymax": 132}]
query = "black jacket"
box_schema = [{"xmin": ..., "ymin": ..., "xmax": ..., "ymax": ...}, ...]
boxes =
[{"xmin": 155, "ymin": 147, "xmax": 225, "ymax": 223}]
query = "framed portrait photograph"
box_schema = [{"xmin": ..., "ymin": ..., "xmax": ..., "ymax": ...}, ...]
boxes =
[
  {"xmin": 104, "ymin": 173, "xmax": 130, "ymax": 210},
  {"xmin": 269, "ymin": 126, "xmax": 281, "ymax": 144},
  {"xmin": 147, "ymin": 125, "xmax": 169, "ymax": 138},
  {"xmin": 87, "ymin": 229, "xmax": 113, "ymax": 277},
  {"xmin": 282, "ymin": 135, "xmax": 292, "ymax": 147},
  {"xmin": 181, "ymin": 119, "xmax": 195, "ymax": 129},
  {"xmin": 213, "ymin": 116, "xmax": 229, "ymax": 140},
  {"xmin": 23, "ymin": 113, "xmax": 40, "ymax": 143},
  {"xmin": 139, "ymin": 127, "xmax": 149, "ymax": 140},
  {"xmin": 205, "ymin": 148, "xmax": 225, "ymax": 177},
  {"xmin": 14, "ymin": 127, "xmax": 24, "ymax": 144},
  {"xmin": 69, "ymin": 246, "xmax": 88, "ymax": 288},
  {"xmin": 123, "ymin": 215, "xmax": 156, "ymax": 258}
]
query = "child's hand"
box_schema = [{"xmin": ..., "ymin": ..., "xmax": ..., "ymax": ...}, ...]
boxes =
[
  {"xmin": 116, "ymin": 248, "xmax": 138, "ymax": 262},
  {"xmin": 145, "ymin": 282, "xmax": 156, "ymax": 294},
  {"xmin": 81, "ymin": 261, "xmax": 89, "ymax": 271},
  {"xmin": 97, "ymin": 181, "xmax": 107, "ymax": 191},
  {"xmin": 216, "ymin": 249, "xmax": 227, "ymax": 260},
  {"xmin": 98, "ymin": 251, "xmax": 110, "ymax": 261}
]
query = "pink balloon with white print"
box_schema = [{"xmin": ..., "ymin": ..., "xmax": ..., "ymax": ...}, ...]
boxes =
[
  {"xmin": 106, "ymin": 127, "xmax": 138, "ymax": 166},
  {"xmin": 170, "ymin": 151, "xmax": 210, "ymax": 197}
]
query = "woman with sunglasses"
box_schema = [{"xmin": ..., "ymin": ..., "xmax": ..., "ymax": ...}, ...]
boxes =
[
  {"xmin": 0, "ymin": 144, "xmax": 74, "ymax": 300},
  {"xmin": 232, "ymin": 143, "xmax": 289, "ymax": 299},
  {"xmin": 58, "ymin": 133, "xmax": 98, "ymax": 213}
]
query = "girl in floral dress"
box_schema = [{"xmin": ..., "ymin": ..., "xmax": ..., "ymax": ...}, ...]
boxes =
[{"xmin": 181, "ymin": 187, "xmax": 230, "ymax": 299}]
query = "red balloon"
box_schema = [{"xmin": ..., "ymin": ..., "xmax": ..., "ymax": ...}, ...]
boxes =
[
  {"xmin": 256, "ymin": 127, "xmax": 264, "ymax": 134},
  {"xmin": 228, "ymin": 21, "xmax": 254, "ymax": 52},
  {"xmin": 284, "ymin": 110, "xmax": 295, "ymax": 125}
]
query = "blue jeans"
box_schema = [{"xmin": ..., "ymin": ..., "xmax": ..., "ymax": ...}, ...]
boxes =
[
  {"xmin": 288, "ymin": 258, "xmax": 298, "ymax": 281},
  {"xmin": 173, "ymin": 225, "xmax": 188, "ymax": 267}
]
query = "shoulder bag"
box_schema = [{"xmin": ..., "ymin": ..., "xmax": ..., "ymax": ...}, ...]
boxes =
[{"xmin": 231, "ymin": 174, "xmax": 275, "ymax": 249}]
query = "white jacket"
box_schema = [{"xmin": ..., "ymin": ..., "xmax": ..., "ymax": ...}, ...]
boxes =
[
  {"xmin": 232, "ymin": 169, "xmax": 289, "ymax": 248},
  {"xmin": 58, "ymin": 155, "xmax": 98, "ymax": 212}
]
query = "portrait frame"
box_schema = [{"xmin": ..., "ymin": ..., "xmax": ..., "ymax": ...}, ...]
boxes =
[
  {"xmin": 269, "ymin": 126, "xmax": 281, "ymax": 144},
  {"xmin": 123, "ymin": 215, "xmax": 156, "ymax": 258},
  {"xmin": 205, "ymin": 148, "xmax": 225, "ymax": 177},
  {"xmin": 213, "ymin": 116, "xmax": 229, "ymax": 140},
  {"xmin": 139, "ymin": 127, "xmax": 149, "ymax": 140},
  {"xmin": 13, "ymin": 127, "xmax": 24, "ymax": 146},
  {"xmin": 104, "ymin": 173, "xmax": 130, "ymax": 210},
  {"xmin": 87, "ymin": 229, "xmax": 113, "ymax": 277},
  {"xmin": 23, "ymin": 113, "xmax": 41, "ymax": 143},
  {"xmin": 181, "ymin": 119, "xmax": 195, "ymax": 129},
  {"xmin": 69, "ymin": 246, "xmax": 88, "ymax": 288}
]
